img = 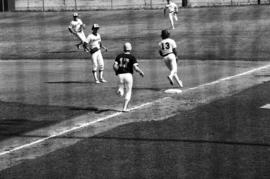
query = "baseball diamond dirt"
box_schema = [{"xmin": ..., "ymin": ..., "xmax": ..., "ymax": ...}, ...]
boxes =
[{"xmin": 0, "ymin": 5, "xmax": 270, "ymax": 179}]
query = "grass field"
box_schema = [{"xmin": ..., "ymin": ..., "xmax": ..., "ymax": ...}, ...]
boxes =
[{"xmin": 0, "ymin": 5, "xmax": 270, "ymax": 179}]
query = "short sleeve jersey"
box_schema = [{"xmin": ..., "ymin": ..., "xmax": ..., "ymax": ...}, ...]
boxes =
[
  {"xmin": 159, "ymin": 38, "xmax": 177, "ymax": 56},
  {"xmin": 115, "ymin": 53, "xmax": 138, "ymax": 75},
  {"xmin": 166, "ymin": 2, "xmax": 178, "ymax": 13},
  {"xmin": 69, "ymin": 19, "xmax": 83, "ymax": 32},
  {"xmin": 86, "ymin": 33, "xmax": 101, "ymax": 49}
]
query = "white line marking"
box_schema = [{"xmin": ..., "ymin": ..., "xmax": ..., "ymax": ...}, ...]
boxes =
[{"xmin": 1, "ymin": 63, "xmax": 270, "ymax": 157}]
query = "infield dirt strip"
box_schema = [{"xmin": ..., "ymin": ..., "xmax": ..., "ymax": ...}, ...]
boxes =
[{"xmin": 0, "ymin": 60, "xmax": 270, "ymax": 170}]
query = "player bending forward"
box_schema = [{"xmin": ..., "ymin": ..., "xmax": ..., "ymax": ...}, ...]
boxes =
[
  {"xmin": 113, "ymin": 42, "xmax": 144, "ymax": 112},
  {"xmin": 164, "ymin": 0, "xmax": 178, "ymax": 29},
  {"xmin": 68, "ymin": 12, "xmax": 86, "ymax": 50},
  {"xmin": 84, "ymin": 24, "xmax": 108, "ymax": 83},
  {"xmin": 159, "ymin": 29, "xmax": 183, "ymax": 88}
]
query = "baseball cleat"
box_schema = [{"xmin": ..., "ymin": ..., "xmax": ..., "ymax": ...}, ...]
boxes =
[
  {"xmin": 100, "ymin": 79, "xmax": 107, "ymax": 83},
  {"xmin": 95, "ymin": 80, "xmax": 101, "ymax": 84},
  {"xmin": 122, "ymin": 109, "xmax": 130, "ymax": 112},
  {"xmin": 179, "ymin": 80, "xmax": 183, "ymax": 88},
  {"xmin": 167, "ymin": 76, "xmax": 174, "ymax": 86}
]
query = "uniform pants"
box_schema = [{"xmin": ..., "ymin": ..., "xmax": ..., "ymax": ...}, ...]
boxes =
[
  {"xmin": 163, "ymin": 53, "xmax": 178, "ymax": 76},
  {"xmin": 117, "ymin": 73, "xmax": 133, "ymax": 101},
  {"xmin": 91, "ymin": 50, "xmax": 104, "ymax": 71},
  {"xmin": 75, "ymin": 31, "xmax": 86, "ymax": 42},
  {"xmin": 169, "ymin": 12, "xmax": 178, "ymax": 27}
]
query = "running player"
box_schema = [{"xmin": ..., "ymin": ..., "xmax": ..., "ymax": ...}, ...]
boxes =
[
  {"xmin": 68, "ymin": 12, "xmax": 86, "ymax": 50},
  {"xmin": 84, "ymin": 24, "xmax": 108, "ymax": 83},
  {"xmin": 159, "ymin": 29, "xmax": 183, "ymax": 88},
  {"xmin": 164, "ymin": 0, "xmax": 178, "ymax": 29},
  {"xmin": 113, "ymin": 42, "xmax": 144, "ymax": 112}
]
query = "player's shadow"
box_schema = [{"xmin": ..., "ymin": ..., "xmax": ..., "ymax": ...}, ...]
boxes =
[
  {"xmin": 133, "ymin": 87, "xmax": 163, "ymax": 92},
  {"xmin": 44, "ymin": 50, "xmax": 79, "ymax": 54},
  {"xmin": 68, "ymin": 106, "xmax": 120, "ymax": 113},
  {"xmin": 45, "ymin": 81, "xmax": 92, "ymax": 84}
]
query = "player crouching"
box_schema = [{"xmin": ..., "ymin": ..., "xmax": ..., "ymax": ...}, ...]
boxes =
[
  {"xmin": 159, "ymin": 29, "xmax": 183, "ymax": 88},
  {"xmin": 113, "ymin": 42, "xmax": 144, "ymax": 112}
]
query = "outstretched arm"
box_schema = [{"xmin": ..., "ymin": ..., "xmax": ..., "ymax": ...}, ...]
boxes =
[
  {"xmin": 68, "ymin": 26, "xmax": 75, "ymax": 34},
  {"xmin": 133, "ymin": 63, "xmax": 144, "ymax": 77}
]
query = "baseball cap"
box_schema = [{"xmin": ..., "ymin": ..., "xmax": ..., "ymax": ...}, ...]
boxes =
[
  {"xmin": 92, "ymin": 24, "xmax": 100, "ymax": 29},
  {"xmin": 73, "ymin": 12, "xmax": 78, "ymax": 17}
]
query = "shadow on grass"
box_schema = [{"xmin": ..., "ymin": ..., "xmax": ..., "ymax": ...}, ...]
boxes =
[
  {"xmin": 0, "ymin": 101, "xmax": 118, "ymax": 141},
  {"xmin": 45, "ymin": 81, "xmax": 91, "ymax": 84}
]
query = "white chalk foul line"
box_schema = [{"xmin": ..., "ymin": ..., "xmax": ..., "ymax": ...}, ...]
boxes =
[{"xmin": 1, "ymin": 63, "xmax": 270, "ymax": 157}]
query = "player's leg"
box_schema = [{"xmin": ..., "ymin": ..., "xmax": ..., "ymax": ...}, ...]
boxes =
[
  {"xmin": 123, "ymin": 73, "xmax": 133, "ymax": 112},
  {"xmin": 77, "ymin": 31, "xmax": 87, "ymax": 50},
  {"xmin": 91, "ymin": 53, "xmax": 100, "ymax": 83},
  {"xmin": 116, "ymin": 74, "xmax": 124, "ymax": 97},
  {"xmin": 171, "ymin": 56, "xmax": 183, "ymax": 88},
  {"xmin": 75, "ymin": 32, "xmax": 83, "ymax": 49},
  {"xmin": 97, "ymin": 52, "xmax": 107, "ymax": 82},
  {"xmin": 169, "ymin": 13, "xmax": 175, "ymax": 29},
  {"xmin": 174, "ymin": 13, "xmax": 178, "ymax": 21},
  {"xmin": 164, "ymin": 56, "xmax": 174, "ymax": 85}
]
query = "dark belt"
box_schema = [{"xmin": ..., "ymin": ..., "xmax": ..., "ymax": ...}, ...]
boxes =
[{"xmin": 162, "ymin": 52, "xmax": 173, "ymax": 57}]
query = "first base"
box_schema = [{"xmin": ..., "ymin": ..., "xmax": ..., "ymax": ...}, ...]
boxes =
[{"xmin": 164, "ymin": 89, "xmax": 182, "ymax": 94}]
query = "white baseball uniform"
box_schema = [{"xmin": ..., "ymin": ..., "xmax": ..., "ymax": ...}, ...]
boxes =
[
  {"xmin": 159, "ymin": 38, "xmax": 178, "ymax": 76},
  {"xmin": 165, "ymin": 2, "xmax": 178, "ymax": 29},
  {"xmin": 85, "ymin": 33, "xmax": 104, "ymax": 71},
  {"xmin": 69, "ymin": 18, "xmax": 86, "ymax": 42}
]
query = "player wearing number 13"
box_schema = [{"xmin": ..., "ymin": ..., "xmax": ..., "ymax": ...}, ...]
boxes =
[
  {"xmin": 113, "ymin": 42, "xmax": 144, "ymax": 112},
  {"xmin": 159, "ymin": 29, "xmax": 183, "ymax": 88}
]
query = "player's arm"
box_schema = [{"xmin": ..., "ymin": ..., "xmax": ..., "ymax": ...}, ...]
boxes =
[
  {"xmin": 133, "ymin": 63, "xmax": 144, "ymax": 77},
  {"xmin": 164, "ymin": 7, "xmax": 167, "ymax": 16},
  {"xmin": 83, "ymin": 35, "xmax": 90, "ymax": 51},
  {"xmin": 174, "ymin": 4, "xmax": 179, "ymax": 14},
  {"xmin": 113, "ymin": 60, "xmax": 119, "ymax": 75},
  {"xmin": 99, "ymin": 42, "xmax": 108, "ymax": 52},
  {"xmin": 68, "ymin": 26, "xmax": 76, "ymax": 34},
  {"xmin": 159, "ymin": 49, "xmax": 163, "ymax": 57},
  {"xmin": 173, "ymin": 48, "xmax": 179, "ymax": 62}
]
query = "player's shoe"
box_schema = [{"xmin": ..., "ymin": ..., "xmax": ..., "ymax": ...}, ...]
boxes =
[
  {"xmin": 100, "ymin": 79, "xmax": 107, "ymax": 83},
  {"xmin": 95, "ymin": 80, "xmax": 101, "ymax": 84},
  {"xmin": 179, "ymin": 80, "xmax": 183, "ymax": 88},
  {"xmin": 116, "ymin": 89, "xmax": 124, "ymax": 97},
  {"xmin": 167, "ymin": 75, "xmax": 174, "ymax": 86},
  {"xmin": 122, "ymin": 109, "xmax": 130, "ymax": 112},
  {"xmin": 76, "ymin": 44, "xmax": 81, "ymax": 50}
]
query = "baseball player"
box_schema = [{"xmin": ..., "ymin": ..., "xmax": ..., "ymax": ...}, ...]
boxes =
[
  {"xmin": 164, "ymin": 0, "xmax": 178, "ymax": 29},
  {"xmin": 113, "ymin": 42, "xmax": 144, "ymax": 112},
  {"xmin": 159, "ymin": 29, "xmax": 183, "ymax": 88},
  {"xmin": 68, "ymin": 12, "xmax": 86, "ymax": 50},
  {"xmin": 84, "ymin": 24, "xmax": 108, "ymax": 83}
]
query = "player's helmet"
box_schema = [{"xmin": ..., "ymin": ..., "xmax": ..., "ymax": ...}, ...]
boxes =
[
  {"xmin": 124, "ymin": 42, "xmax": 132, "ymax": 52},
  {"xmin": 92, "ymin": 24, "xmax": 100, "ymax": 30},
  {"xmin": 73, "ymin": 12, "xmax": 78, "ymax": 17},
  {"xmin": 161, "ymin": 29, "xmax": 170, "ymax": 39}
]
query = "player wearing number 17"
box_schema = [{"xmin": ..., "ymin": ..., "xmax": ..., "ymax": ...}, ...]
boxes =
[
  {"xmin": 159, "ymin": 29, "xmax": 183, "ymax": 88},
  {"xmin": 113, "ymin": 42, "xmax": 144, "ymax": 112}
]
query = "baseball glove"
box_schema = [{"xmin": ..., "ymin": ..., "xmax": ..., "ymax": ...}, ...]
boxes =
[{"xmin": 90, "ymin": 47, "xmax": 99, "ymax": 54}]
